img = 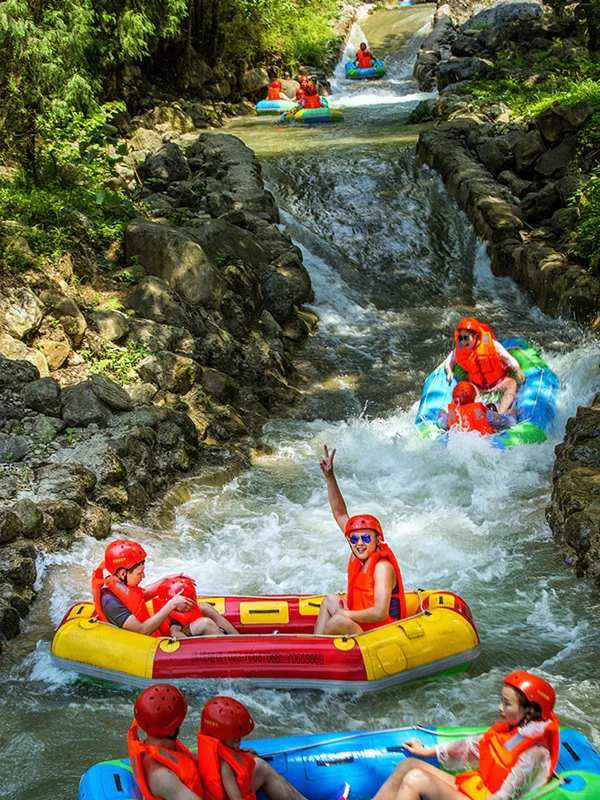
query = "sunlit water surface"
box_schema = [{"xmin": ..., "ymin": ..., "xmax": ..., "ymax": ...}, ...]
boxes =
[{"xmin": 2, "ymin": 8, "xmax": 600, "ymax": 799}]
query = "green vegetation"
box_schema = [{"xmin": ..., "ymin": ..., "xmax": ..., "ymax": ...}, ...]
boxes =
[{"xmin": 81, "ymin": 340, "xmax": 149, "ymax": 384}]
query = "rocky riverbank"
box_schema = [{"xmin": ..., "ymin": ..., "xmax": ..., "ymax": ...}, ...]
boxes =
[
  {"xmin": 410, "ymin": 0, "xmax": 600, "ymax": 584},
  {"xmin": 0, "ymin": 122, "xmax": 316, "ymax": 651}
]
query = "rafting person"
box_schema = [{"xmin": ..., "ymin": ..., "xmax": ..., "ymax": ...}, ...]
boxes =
[
  {"xmin": 301, "ymin": 84, "xmax": 323, "ymax": 109},
  {"xmin": 354, "ymin": 42, "xmax": 375, "ymax": 69},
  {"xmin": 267, "ymin": 79, "xmax": 294, "ymax": 102},
  {"xmin": 314, "ymin": 446, "xmax": 405, "ymax": 636},
  {"xmin": 444, "ymin": 319, "xmax": 526, "ymax": 415},
  {"xmin": 295, "ymin": 74, "xmax": 310, "ymax": 102},
  {"xmin": 372, "ymin": 671, "xmax": 560, "ymax": 800},
  {"xmin": 438, "ymin": 381, "xmax": 516, "ymax": 434},
  {"xmin": 128, "ymin": 684, "xmax": 203, "ymax": 800},
  {"xmin": 197, "ymin": 696, "xmax": 311, "ymax": 800},
  {"xmin": 151, "ymin": 576, "xmax": 239, "ymax": 638}
]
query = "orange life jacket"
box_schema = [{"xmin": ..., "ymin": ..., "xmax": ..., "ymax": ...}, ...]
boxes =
[
  {"xmin": 267, "ymin": 87, "xmax": 285, "ymax": 100},
  {"xmin": 455, "ymin": 715, "xmax": 561, "ymax": 800},
  {"xmin": 347, "ymin": 543, "xmax": 406, "ymax": 629},
  {"xmin": 454, "ymin": 321, "xmax": 507, "ymax": 390},
  {"xmin": 128, "ymin": 722, "xmax": 204, "ymax": 800},
  {"xmin": 357, "ymin": 49, "xmax": 373, "ymax": 68},
  {"xmin": 91, "ymin": 564, "xmax": 162, "ymax": 637},
  {"xmin": 197, "ymin": 734, "xmax": 256, "ymax": 800},
  {"xmin": 302, "ymin": 93, "xmax": 322, "ymax": 109},
  {"xmin": 149, "ymin": 597, "xmax": 203, "ymax": 637},
  {"xmin": 295, "ymin": 88, "xmax": 306, "ymax": 102},
  {"xmin": 447, "ymin": 402, "xmax": 495, "ymax": 435}
]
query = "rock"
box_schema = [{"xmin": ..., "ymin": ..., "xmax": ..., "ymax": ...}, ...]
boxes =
[
  {"xmin": 126, "ymin": 277, "xmax": 188, "ymax": 328},
  {"xmin": 125, "ymin": 220, "xmax": 226, "ymax": 309},
  {"xmin": 30, "ymin": 414, "xmax": 65, "ymax": 439},
  {"xmin": 81, "ymin": 503, "xmax": 111, "ymax": 540},
  {"xmin": 88, "ymin": 310, "xmax": 130, "ymax": 342},
  {"xmin": 550, "ymin": 206, "xmax": 580, "ymax": 233},
  {"xmin": 139, "ymin": 105, "xmax": 196, "ymax": 134},
  {"xmin": 271, "ymin": 251, "xmax": 313, "ymax": 305},
  {"xmin": 128, "ymin": 128, "xmax": 163, "ymax": 154},
  {"xmin": 61, "ymin": 382, "xmax": 113, "ymax": 427},
  {"xmin": 22, "ymin": 377, "xmax": 62, "ymax": 416},
  {"xmin": 262, "ymin": 268, "xmax": 295, "ymax": 324},
  {"xmin": 0, "ymin": 433, "xmax": 30, "ymax": 463},
  {"xmin": 199, "ymin": 367, "xmax": 239, "ymax": 404},
  {"xmin": 536, "ymin": 101, "xmax": 594, "ymax": 146},
  {"xmin": 520, "ymin": 183, "xmax": 559, "ymax": 221},
  {"xmin": 438, "ymin": 57, "xmax": 493, "ymax": 91},
  {"xmin": 0, "ymin": 356, "xmax": 40, "ymax": 389},
  {"xmin": 476, "ymin": 137, "xmax": 515, "ymax": 177},
  {"xmin": 513, "ymin": 130, "xmax": 545, "ymax": 173},
  {"xmin": 534, "ymin": 136, "xmax": 577, "ymax": 178},
  {"xmin": 239, "ymin": 67, "xmax": 270, "ymax": 95},
  {"xmin": 89, "ymin": 373, "xmax": 133, "ymax": 411},
  {"xmin": 35, "ymin": 338, "xmax": 71, "ymax": 371},
  {"xmin": 182, "ymin": 219, "xmax": 270, "ymax": 269},
  {"xmin": 34, "ymin": 462, "xmax": 96, "ymax": 505},
  {"xmin": 0, "ymin": 333, "xmax": 49, "ymax": 377},
  {"xmin": 137, "ymin": 352, "xmax": 199, "ymax": 394},
  {"xmin": 0, "ymin": 509, "xmax": 22, "ymax": 544},
  {"xmin": 12, "ymin": 499, "xmax": 44, "ymax": 539},
  {"xmin": 126, "ymin": 317, "xmax": 189, "ymax": 354},
  {"xmin": 138, "ymin": 143, "xmax": 191, "ymax": 191},
  {"xmin": 127, "ymin": 382, "xmax": 157, "ymax": 405},
  {"xmin": 38, "ymin": 498, "xmax": 82, "ymax": 531},
  {"xmin": 0, "ymin": 287, "xmax": 44, "ymax": 339},
  {"xmin": 185, "ymin": 55, "xmax": 213, "ymax": 91},
  {"xmin": 38, "ymin": 291, "xmax": 87, "ymax": 347},
  {"xmin": 463, "ymin": 0, "xmax": 542, "ymax": 29},
  {"xmin": 497, "ymin": 170, "xmax": 533, "ymax": 197}
]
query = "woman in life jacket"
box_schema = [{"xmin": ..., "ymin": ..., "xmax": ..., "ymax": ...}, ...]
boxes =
[
  {"xmin": 443, "ymin": 318, "xmax": 525, "ymax": 416},
  {"xmin": 295, "ymin": 75, "xmax": 310, "ymax": 102},
  {"xmin": 91, "ymin": 539, "xmax": 196, "ymax": 637},
  {"xmin": 197, "ymin": 696, "xmax": 309, "ymax": 800},
  {"xmin": 372, "ymin": 672, "xmax": 560, "ymax": 800},
  {"xmin": 128, "ymin": 683, "xmax": 203, "ymax": 800},
  {"xmin": 355, "ymin": 42, "xmax": 375, "ymax": 69},
  {"xmin": 313, "ymin": 446, "xmax": 406, "ymax": 636},
  {"xmin": 438, "ymin": 382, "xmax": 516, "ymax": 435},
  {"xmin": 267, "ymin": 79, "xmax": 293, "ymax": 102},
  {"xmin": 151, "ymin": 576, "xmax": 239, "ymax": 638}
]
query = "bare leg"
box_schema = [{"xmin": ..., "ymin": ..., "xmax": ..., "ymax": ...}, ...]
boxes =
[
  {"xmin": 253, "ymin": 757, "xmax": 308, "ymax": 800},
  {"xmin": 324, "ymin": 613, "xmax": 362, "ymax": 636},
  {"xmin": 373, "ymin": 760, "xmax": 460, "ymax": 800},
  {"xmin": 314, "ymin": 595, "xmax": 344, "ymax": 635},
  {"xmin": 497, "ymin": 376, "xmax": 518, "ymax": 415},
  {"xmin": 187, "ymin": 617, "xmax": 221, "ymax": 636},
  {"xmin": 199, "ymin": 603, "xmax": 240, "ymax": 635}
]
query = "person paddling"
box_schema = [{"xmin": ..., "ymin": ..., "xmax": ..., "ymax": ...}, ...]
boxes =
[
  {"xmin": 371, "ymin": 671, "xmax": 560, "ymax": 800},
  {"xmin": 314, "ymin": 446, "xmax": 405, "ymax": 636}
]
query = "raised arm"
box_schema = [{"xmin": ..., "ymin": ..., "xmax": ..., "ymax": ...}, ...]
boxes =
[{"xmin": 319, "ymin": 445, "xmax": 349, "ymax": 532}]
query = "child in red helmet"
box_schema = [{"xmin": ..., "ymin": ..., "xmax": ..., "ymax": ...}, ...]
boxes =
[
  {"xmin": 372, "ymin": 672, "xmax": 560, "ymax": 800},
  {"xmin": 267, "ymin": 79, "xmax": 294, "ymax": 102},
  {"xmin": 197, "ymin": 696, "xmax": 309, "ymax": 800},
  {"xmin": 314, "ymin": 446, "xmax": 405, "ymax": 636},
  {"xmin": 152, "ymin": 576, "xmax": 239, "ymax": 638},
  {"xmin": 438, "ymin": 381, "xmax": 516, "ymax": 435}
]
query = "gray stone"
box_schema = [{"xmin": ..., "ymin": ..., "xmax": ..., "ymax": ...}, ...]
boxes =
[
  {"xmin": 200, "ymin": 367, "xmax": 239, "ymax": 404},
  {"xmin": 239, "ymin": 67, "xmax": 270, "ymax": 95},
  {"xmin": 38, "ymin": 291, "xmax": 87, "ymax": 347},
  {"xmin": 127, "ymin": 382, "xmax": 157, "ymax": 405},
  {"xmin": 182, "ymin": 219, "xmax": 270, "ymax": 270},
  {"xmin": 0, "ymin": 356, "xmax": 40, "ymax": 389},
  {"xmin": 90, "ymin": 373, "xmax": 133, "ymax": 411},
  {"xmin": 137, "ymin": 352, "xmax": 199, "ymax": 394},
  {"xmin": 128, "ymin": 128, "xmax": 163, "ymax": 154},
  {"xmin": 34, "ymin": 462, "xmax": 96, "ymax": 504},
  {"xmin": 535, "ymin": 136, "xmax": 577, "ymax": 178},
  {"xmin": 0, "ymin": 509, "xmax": 22, "ymax": 544},
  {"xmin": 81, "ymin": 503, "xmax": 111, "ymax": 540},
  {"xmin": 126, "ymin": 220, "xmax": 226, "ymax": 309},
  {"xmin": 513, "ymin": 130, "xmax": 545, "ymax": 173},
  {"xmin": 126, "ymin": 277, "xmax": 188, "ymax": 328},
  {"xmin": 0, "ymin": 287, "xmax": 44, "ymax": 339},
  {"xmin": 61, "ymin": 382, "xmax": 113, "ymax": 428},
  {"xmin": 497, "ymin": 170, "xmax": 533, "ymax": 198},
  {"xmin": 262, "ymin": 269, "xmax": 294, "ymax": 324},
  {"xmin": 127, "ymin": 317, "xmax": 188, "ymax": 354},
  {"xmin": 22, "ymin": 377, "xmax": 62, "ymax": 416},
  {"xmin": 88, "ymin": 310, "xmax": 130, "ymax": 342},
  {"xmin": 30, "ymin": 414, "xmax": 65, "ymax": 440},
  {"xmin": 0, "ymin": 433, "xmax": 30, "ymax": 463},
  {"xmin": 38, "ymin": 498, "xmax": 82, "ymax": 531},
  {"xmin": 463, "ymin": 0, "xmax": 542, "ymax": 30},
  {"xmin": 476, "ymin": 137, "xmax": 514, "ymax": 177},
  {"xmin": 12, "ymin": 499, "xmax": 44, "ymax": 539},
  {"xmin": 271, "ymin": 251, "xmax": 313, "ymax": 305},
  {"xmin": 138, "ymin": 143, "xmax": 191, "ymax": 191}
]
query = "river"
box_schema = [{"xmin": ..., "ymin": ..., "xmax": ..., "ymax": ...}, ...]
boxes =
[{"xmin": 2, "ymin": 7, "xmax": 600, "ymax": 799}]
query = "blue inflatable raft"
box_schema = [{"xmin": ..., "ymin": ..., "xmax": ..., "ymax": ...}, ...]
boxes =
[
  {"xmin": 279, "ymin": 99, "xmax": 344, "ymax": 125},
  {"xmin": 415, "ymin": 339, "xmax": 559, "ymax": 448},
  {"xmin": 78, "ymin": 725, "xmax": 600, "ymax": 800},
  {"xmin": 345, "ymin": 59, "xmax": 387, "ymax": 79},
  {"xmin": 256, "ymin": 99, "xmax": 297, "ymax": 116}
]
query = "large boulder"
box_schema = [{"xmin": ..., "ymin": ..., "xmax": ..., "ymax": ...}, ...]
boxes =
[
  {"xmin": 182, "ymin": 219, "xmax": 270, "ymax": 270},
  {"xmin": 88, "ymin": 310, "xmax": 130, "ymax": 342},
  {"xmin": 126, "ymin": 277, "xmax": 189, "ymax": 328},
  {"xmin": 0, "ymin": 333, "xmax": 48, "ymax": 377},
  {"xmin": 0, "ymin": 356, "xmax": 40, "ymax": 389},
  {"xmin": 239, "ymin": 68, "xmax": 270, "ymax": 96},
  {"xmin": 513, "ymin": 130, "xmax": 546, "ymax": 173},
  {"xmin": 22, "ymin": 377, "xmax": 62, "ymax": 417},
  {"xmin": 61, "ymin": 382, "xmax": 113, "ymax": 428},
  {"xmin": 38, "ymin": 291, "xmax": 87, "ymax": 347},
  {"xmin": 137, "ymin": 352, "xmax": 199, "ymax": 394},
  {"xmin": 138, "ymin": 143, "xmax": 191, "ymax": 191},
  {"xmin": 125, "ymin": 220, "xmax": 225, "ymax": 309},
  {"xmin": 536, "ymin": 101, "xmax": 594, "ymax": 147},
  {"xmin": 0, "ymin": 287, "xmax": 44, "ymax": 339},
  {"xmin": 463, "ymin": 0, "xmax": 543, "ymax": 30}
]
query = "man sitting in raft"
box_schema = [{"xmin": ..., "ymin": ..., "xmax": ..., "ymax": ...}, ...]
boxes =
[
  {"xmin": 314, "ymin": 446, "xmax": 405, "ymax": 636},
  {"xmin": 267, "ymin": 79, "xmax": 294, "ymax": 102},
  {"xmin": 129, "ymin": 683, "xmax": 204, "ymax": 800},
  {"xmin": 354, "ymin": 42, "xmax": 375, "ymax": 69},
  {"xmin": 198, "ymin": 695, "xmax": 312, "ymax": 800},
  {"xmin": 92, "ymin": 539, "xmax": 238, "ymax": 637},
  {"xmin": 371, "ymin": 671, "xmax": 559, "ymax": 800},
  {"xmin": 444, "ymin": 318, "xmax": 525, "ymax": 416},
  {"xmin": 438, "ymin": 381, "xmax": 517, "ymax": 435}
]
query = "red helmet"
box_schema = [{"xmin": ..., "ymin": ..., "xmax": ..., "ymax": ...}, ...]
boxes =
[
  {"xmin": 271, "ymin": 79, "xmax": 282, "ymax": 88},
  {"xmin": 134, "ymin": 684, "xmax": 188, "ymax": 738},
  {"xmin": 452, "ymin": 381, "xmax": 477, "ymax": 405},
  {"xmin": 156, "ymin": 576, "xmax": 197, "ymax": 602},
  {"xmin": 504, "ymin": 672, "xmax": 556, "ymax": 720},
  {"xmin": 345, "ymin": 514, "xmax": 384, "ymax": 541},
  {"xmin": 105, "ymin": 539, "xmax": 146, "ymax": 574},
  {"xmin": 298, "ymin": 74, "xmax": 309, "ymax": 83},
  {"xmin": 200, "ymin": 696, "xmax": 255, "ymax": 740}
]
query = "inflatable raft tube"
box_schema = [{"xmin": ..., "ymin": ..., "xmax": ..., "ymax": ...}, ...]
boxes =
[{"xmin": 345, "ymin": 60, "xmax": 387, "ymax": 79}]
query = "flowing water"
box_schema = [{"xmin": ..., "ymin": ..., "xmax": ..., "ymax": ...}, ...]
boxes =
[{"xmin": 2, "ymin": 8, "xmax": 600, "ymax": 798}]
